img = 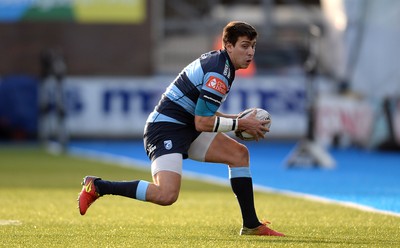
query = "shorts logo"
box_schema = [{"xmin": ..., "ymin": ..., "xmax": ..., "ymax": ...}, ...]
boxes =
[
  {"xmin": 164, "ymin": 140, "xmax": 173, "ymax": 150},
  {"xmin": 206, "ymin": 76, "xmax": 227, "ymax": 95},
  {"xmin": 147, "ymin": 144, "xmax": 156, "ymax": 154}
]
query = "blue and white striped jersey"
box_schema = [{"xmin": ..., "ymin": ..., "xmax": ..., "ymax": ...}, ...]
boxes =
[{"xmin": 147, "ymin": 50, "xmax": 235, "ymax": 125}]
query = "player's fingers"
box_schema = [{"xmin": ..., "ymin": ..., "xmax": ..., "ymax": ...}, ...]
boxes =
[
  {"xmin": 234, "ymin": 130, "xmax": 245, "ymax": 140},
  {"xmin": 257, "ymin": 130, "xmax": 266, "ymax": 139},
  {"xmin": 260, "ymin": 119, "xmax": 270, "ymax": 125},
  {"xmin": 246, "ymin": 129, "xmax": 259, "ymax": 141}
]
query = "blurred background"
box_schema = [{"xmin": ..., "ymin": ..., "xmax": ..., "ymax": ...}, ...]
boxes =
[{"xmin": 0, "ymin": 0, "xmax": 399, "ymax": 154}]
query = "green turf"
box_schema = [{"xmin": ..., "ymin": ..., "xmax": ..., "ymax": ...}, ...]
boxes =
[{"xmin": 1, "ymin": 147, "xmax": 399, "ymax": 247}]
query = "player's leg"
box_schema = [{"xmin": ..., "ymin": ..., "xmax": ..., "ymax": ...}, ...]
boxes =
[
  {"xmin": 96, "ymin": 153, "xmax": 183, "ymax": 206},
  {"xmin": 78, "ymin": 122, "xmax": 190, "ymax": 215},
  {"xmin": 143, "ymin": 122, "xmax": 196, "ymax": 205},
  {"xmin": 146, "ymin": 170, "xmax": 181, "ymax": 206},
  {"xmin": 189, "ymin": 132, "xmax": 259, "ymax": 227},
  {"xmin": 146, "ymin": 153, "xmax": 183, "ymax": 206},
  {"xmin": 78, "ymin": 153, "xmax": 183, "ymax": 215},
  {"xmin": 188, "ymin": 132, "xmax": 284, "ymax": 236},
  {"xmin": 78, "ymin": 175, "xmax": 151, "ymax": 216}
]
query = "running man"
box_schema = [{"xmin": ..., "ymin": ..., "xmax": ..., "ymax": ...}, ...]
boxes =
[{"xmin": 78, "ymin": 21, "xmax": 284, "ymax": 236}]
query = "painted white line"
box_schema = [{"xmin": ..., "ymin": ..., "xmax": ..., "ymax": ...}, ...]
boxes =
[
  {"xmin": 252, "ymin": 185, "xmax": 400, "ymax": 218},
  {"xmin": 68, "ymin": 147, "xmax": 150, "ymax": 171},
  {"xmin": 182, "ymin": 170, "xmax": 400, "ymax": 218},
  {"xmin": 0, "ymin": 220, "xmax": 22, "ymax": 226},
  {"xmin": 68, "ymin": 147, "xmax": 400, "ymax": 218}
]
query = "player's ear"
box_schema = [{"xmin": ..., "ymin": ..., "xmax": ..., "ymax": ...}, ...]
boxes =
[{"xmin": 225, "ymin": 42, "xmax": 234, "ymax": 53}]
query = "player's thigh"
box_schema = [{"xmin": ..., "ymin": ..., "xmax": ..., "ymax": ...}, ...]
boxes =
[
  {"xmin": 151, "ymin": 153, "xmax": 183, "ymax": 177},
  {"xmin": 191, "ymin": 132, "xmax": 249, "ymax": 167},
  {"xmin": 148, "ymin": 170, "xmax": 182, "ymax": 205},
  {"xmin": 152, "ymin": 170, "xmax": 182, "ymax": 194},
  {"xmin": 188, "ymin": 132, "xmax": 217, "ymax": 161},
  {"xmin": 148, "ymin": 154, "xmax": 183, "ymax": 204},
  {"xmin": 151, "ymin": 153, "xmax": 182, "ymax": 190}
]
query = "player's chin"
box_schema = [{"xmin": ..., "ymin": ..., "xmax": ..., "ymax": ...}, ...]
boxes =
[
  {"xmin": 241, "ymin": 61, "xmax": 252, "ymax": 69},
  {"xmin": 240, "ymin": 64, "xmax": 250, "ymax": 69}
]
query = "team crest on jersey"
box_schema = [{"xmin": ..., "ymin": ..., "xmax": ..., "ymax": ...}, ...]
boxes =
[
  {"xmin": 223, "ymin": 60, "xmax": 231, "ymax": 78},
  {"xmin": 164, "ymin": 140, "xmax": 173, "ymax": 150},
  {"xmin": 206, "ymin": 76, "xmax": 227, "ymax": 95}
]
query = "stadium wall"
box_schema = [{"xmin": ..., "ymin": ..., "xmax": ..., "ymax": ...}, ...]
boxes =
[
  {"xmin": 63, "ymin": 76, "xmax": 308, "ymax": 140},
  {"xmin": 61, "ymin": 76, "xmax": 377, "ymax": 147},
  {"xmin": 0, "ymin": 74, "xmax": 383, "ymax": 146},
  {"xmin": 0, "ymin": 0, "xmax": 152, "ymax": 76}
]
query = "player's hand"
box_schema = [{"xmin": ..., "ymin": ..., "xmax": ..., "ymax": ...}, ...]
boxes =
[
  {"xmin": 234, "ymin": 129, "xmax": 245, "ymax": 140},
  {"xmin": 237, "ymin": 110, "xmax": 269, "ymax": 141}
]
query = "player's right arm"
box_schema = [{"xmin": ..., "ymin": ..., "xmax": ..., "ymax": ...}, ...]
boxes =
[{"xmin": 195, "ymin": 111, "xmax": 268, "ymax": 140}]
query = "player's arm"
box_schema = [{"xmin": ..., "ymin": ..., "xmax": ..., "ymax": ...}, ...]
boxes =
[
  {"xmin": 195, "ymin": 113, "xmax": 240, "ymax": 132},
  {"xmin": 215, "ymin": 111, "xmax": 239, "ymax": 119},
  {"xmin": 206, "ymin": 111, "xmax": 269, "ymax": 133},
  {"xmin": 194, "ymin": 72, "xmax": 267, "ymax": 137},
  {"xmin": 194, "ymin": 111, "xmax": 241, "ymax": 132},
  {"xmin": 195, "ymin": 111, "xmax": 269, "ymax": 140},
  {"xmin": 194, "ymin": 72, "xmax": 232, "ymax": 132},
  {"xmin": 195, "ymin": 111, "xmax": 265, "ymax": 132}
]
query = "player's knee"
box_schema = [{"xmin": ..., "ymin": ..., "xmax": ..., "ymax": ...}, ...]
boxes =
[
  {"xmin": 239, "ymin": 144, "xmax": 250, "ymax": 165},
  {"xmin": 152, "ymin": 187, "xmax": 179, "ymax": 206},
  {"xmin": 231, "ymin": 143, "xmax": 249, "ymax": 166},
  {"xmin": 157, "ymin": 193, "xmax": 179, "ymax": 206}
]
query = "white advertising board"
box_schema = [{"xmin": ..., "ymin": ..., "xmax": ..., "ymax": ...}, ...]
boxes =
[
  {"xmin": 315, "ymin": 95, "xmax": 375, "ymax": 147},
  {"xmin": 64, "ymin": 76, "xmax": 308, "ymax": 138}
]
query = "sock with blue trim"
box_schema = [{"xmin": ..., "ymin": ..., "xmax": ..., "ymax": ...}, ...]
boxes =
[
  {"xmin": 229, "ymin": 167, "xmax": 261, "ymax": 229},
  {"xmin": 95, "ymin": 179, "xmax": 149, "ymax": 201}
]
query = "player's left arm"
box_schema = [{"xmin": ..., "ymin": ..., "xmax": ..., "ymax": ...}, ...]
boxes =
[
  {"xmin": 196, "ymin": 111, "xmax": 241, "ymax": 130},
  {"xmin": 195, "ymin": 112, "xmax": 238, "ymax": 132},
  {"xmin": 195, "ymin": 110, "xmax": 268, "ymax": 136},
  {"xmin": 215, "ymin": 111, "xmax": 239, "ymax": 119}
]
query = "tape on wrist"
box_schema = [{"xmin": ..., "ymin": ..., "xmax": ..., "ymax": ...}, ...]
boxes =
[{"xmin": 213, "ymin": 116, "xmax": 238, "ymax": 132}]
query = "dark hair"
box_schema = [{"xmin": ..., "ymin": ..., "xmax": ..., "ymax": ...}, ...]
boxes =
[{"xmin": 222, "ymin": 21, "xmax": 258, "ymax": 48}]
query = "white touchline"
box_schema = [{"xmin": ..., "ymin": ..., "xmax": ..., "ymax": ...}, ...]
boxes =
[
  {"xmin": 68, "ymin": 147, "xmax": 400, "ymax": 218},
  {"xmin": 0, "ymin": 220, "xmax": 22, "ymax": 226}
]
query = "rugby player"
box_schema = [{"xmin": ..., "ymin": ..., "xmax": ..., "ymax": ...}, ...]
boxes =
[{"xmin": 78, "ymin": 21, "xmax": 284, "ymax": 236}]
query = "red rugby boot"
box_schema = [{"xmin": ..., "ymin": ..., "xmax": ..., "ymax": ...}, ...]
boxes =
[
  {"xmin": 78, "ymin": 176, "xmax": 101, "ymax": 215},
  {"xmin": 240, "ymin": 221, "xmax": 285, "ymax": 236}
]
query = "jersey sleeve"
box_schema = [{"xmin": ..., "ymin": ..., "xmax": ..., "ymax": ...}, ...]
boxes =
[{"xmin": 195, "ymin": 72, "xmax": 229, "ymax": 116}]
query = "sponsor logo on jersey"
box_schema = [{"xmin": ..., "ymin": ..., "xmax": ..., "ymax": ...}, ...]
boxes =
[
  {"xmin": 223, "ymin": 60, "xmax": 231, "ymax": 78},
  {"xmin": 206, "ymin": 76, "xmax": 227, "ymax": 95},
  {"xmin": 164, "ymin": 140, "xmax": 173, "ymax": 150}
]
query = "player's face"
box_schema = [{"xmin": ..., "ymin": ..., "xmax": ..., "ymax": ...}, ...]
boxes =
[{"xmin": 226, "ymin": 36, "xmax": 256, "ymax": 70}]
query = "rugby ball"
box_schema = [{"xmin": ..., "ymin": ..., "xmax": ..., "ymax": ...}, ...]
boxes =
[{"xmin": 235, "ymin": 108, "xmax": 271, "ymax": 141}]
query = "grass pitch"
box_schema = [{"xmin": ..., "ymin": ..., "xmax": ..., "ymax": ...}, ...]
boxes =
[{"xmin": 1, "ymin": 147, "xmax": 399, "ymax": 247}]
